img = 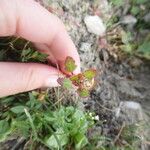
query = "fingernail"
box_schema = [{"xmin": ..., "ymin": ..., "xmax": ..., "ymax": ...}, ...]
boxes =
[
  {"xmin": 45, "ymin": 75, "xmax": 60, "ymax": 87},
  {"xmin": 45, "ymin": 74, "xmax": 66, "ymax": 87}
]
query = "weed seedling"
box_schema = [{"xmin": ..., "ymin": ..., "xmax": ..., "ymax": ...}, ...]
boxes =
[{"xmin": 57, "ymin": 56, "xmax": 96, "ymax": 98}]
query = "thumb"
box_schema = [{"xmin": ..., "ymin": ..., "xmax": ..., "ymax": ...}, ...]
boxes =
[{"xmin": 0, "ymin": 62, "xmax": 61, "ymax": 98}]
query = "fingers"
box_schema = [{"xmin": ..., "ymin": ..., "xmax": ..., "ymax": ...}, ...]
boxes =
[
  {"xmin": 0, "ymin": 0, "xmax": 80, "ymax": 74},
  {"xmin": 0, "ymin": 62, "xmax": 61, "ymax": 97}
]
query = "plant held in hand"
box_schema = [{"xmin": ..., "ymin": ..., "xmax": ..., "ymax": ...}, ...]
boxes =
[{"xmin": 57, "ymin": 56, "xmax": 96, "ymax": 98}]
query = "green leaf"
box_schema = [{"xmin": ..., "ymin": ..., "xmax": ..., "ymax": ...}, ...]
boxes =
[
  {"xmin": 131, "ymin": 6, "xmax": 140, "ymax": 15},
  {"xmin": 62, "ymin": 78, "xmax": 72, "ymax": 89},
  {"xmin": 111, "ymin": 0, "xmax": 124, "ymax": 7},
  {"xmin": 44, "ymin": 106, "xmax": 94, "ymax": 149},
  {"xmin": 0, "ymin": 120, "xmax": 9, "ymax": 134},
  {"xmin": 27, "ymin": 92, "xmax": 42, "ymax": 109},
  {"xmin": 31, "ymin": 51, "xmax": 48, "ymax": 62},
  {"xmin": 57, "ymin": 78, "xmax": 72, "ymax": 89},
  {"xmin": 73, "ymin": 110, "xmax": 88, "ymax": 133},
  {"xmin": 65, "ymin": 56, "xmax": 77, "ymax": 73},
  {"xmin": 44, "ymin": 112, "xmax": 55, "ymax": 122},
  {"xmin": 70, "ymin": 74, "xmax": 79, "ymax": 82},
  {"xmin": 121, "ymin": 31, "xmax": 132, "ymax": 44},
  {"xmin": 135, "ymin": 0, "xmax": 148, "ymax": 4},
  {"xmin": 46, "ymin": 128, "xmax": 68, "ymax": 149},
  {"xmin": 21, "ymin": 48, "xmax": 48, "ymax": 62},
  {"xmin": 137, "ymin": 42, "xmax": 150, "ymax": 53},
  {"xmin": 0, "ymin": 120, "xmax": 11, "ymax": 142},
  {"xmin": 83, "ymin": 69, "xmax": 96, "ymax": 80},
  {"xmin": 12, "ymin": 120, "xmax": 30, "ymax": 138},
  {"xmin": 0, "ymin": 96, "xmax": 15, "ymax": 104},
  {"xmin": 121, "ymin": 44, "xmax": 133, "ymax": 54},
  {"xmin": 10, "ymin": 105, "xmax": 25, "ymax": 114},
  {"xmin": 137, "ymin": 42, "xmax": 150, "ymax": 59},
  {"xmin": 74, "ymin": 133, "xmax": 88, "ymax": 150},
  {"xmin": 70, "ymin": 74, "xmax": 82, "ymax": 86},
  {"xmin": 77, "ymin": 88, "xmax": 89, "ymax": 98}
]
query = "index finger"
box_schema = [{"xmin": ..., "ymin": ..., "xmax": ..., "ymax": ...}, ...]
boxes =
[{"xmin": 0, "ymin": 0, "xmax": 80, "ymax": 74}]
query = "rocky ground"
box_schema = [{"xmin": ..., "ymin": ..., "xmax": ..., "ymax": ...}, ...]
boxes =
[{"xmin": 40, "ymin": 0, "xmax": 150, "ymax": 149}]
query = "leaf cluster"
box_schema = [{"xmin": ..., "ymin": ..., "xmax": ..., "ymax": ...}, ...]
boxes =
[
  {"xmin": 108, "ymin": 0, "xmax": 150, "ymax": 60},
  {"xmin": 58, "ymin": 56, "xmax": 96, "ymax": 98},
  {"xmin": 0, "ymin": 92, "xmax": 95, "ymax": 149}
]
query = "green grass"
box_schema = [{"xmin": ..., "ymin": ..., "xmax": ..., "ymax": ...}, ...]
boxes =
[
  {"xmin": 0, "ymin": 37, "xmax": 98, "ymax": 149},
  {"xmin": 107, "ymin": 0, "xmax": 150, "ymax": 60},
  {"xmin": 0, "ymin": 91, "xmax": 96, "ymax": 149},
  {"xmin": 0, "ymin": 91, "xmax": 145, "ymax": 149}
]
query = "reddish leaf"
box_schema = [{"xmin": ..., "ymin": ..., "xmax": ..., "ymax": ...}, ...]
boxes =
[
  {"xmin": 83, "ymin": 69, "xmax": 96, "ymax": 80},
  {"xmin": 65, "ymin": 56, "xmax": 77, "ymax": 73},
  {"xmin": 57, "ymin": 77, "xmax": 64, "ymax": 86},
  {"xmin": 70, "ymin": 74, "xmax": 83, "ymax": 86},
  {"xmin": 57, "ymin": 77, "xmax": 72, "ymax": 89},
  {"xmin": 77, "ymin": 88, "xmax": 89, "ymax": 98}
]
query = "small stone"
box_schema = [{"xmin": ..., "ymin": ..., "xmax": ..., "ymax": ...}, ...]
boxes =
[
  {"xmin": 123, "ymin": 101, "xmax": 142, "ymax": 110},
  {"xmin": 121, "ymin": 15, "xmax": 137, "ymax": 25},
  {"xmin": 94, "ymin": 115, "xmax": 99, "ymax": 121},
  {"xmin": 115, "ymin": 101, "xmax": 147, "ymax": 124},
  {"xmin": 84, "ymin": 15, "xmax": 106, "ymax": 36},
  {"xmin": 80, "ymin": 42, "xmax": 91, "ymax": 52},
  {"xmin": 144, "ymin": 13, "xmax": 150, "ymax": 23}
]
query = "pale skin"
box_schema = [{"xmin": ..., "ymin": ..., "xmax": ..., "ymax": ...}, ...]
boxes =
[{"xmin": 0, "ymin": 0, "xmax": 80, "ymax": 98}]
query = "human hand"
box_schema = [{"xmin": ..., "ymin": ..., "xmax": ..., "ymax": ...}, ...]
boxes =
[{"xmin": 0, "ymin": 0, "xmax": 80, "ymax": 97}]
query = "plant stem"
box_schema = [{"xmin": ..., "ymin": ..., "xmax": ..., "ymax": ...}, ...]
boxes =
[{"xmin": 24, "ymin": 108, "xmax": 38, "ymax": 139}]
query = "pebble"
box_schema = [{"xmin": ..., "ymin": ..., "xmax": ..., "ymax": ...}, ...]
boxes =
[
  {"xmin": 79, "ymin": 42, "xmax": 91, "ymax": 52},
  {"xmin": 115, "ymin": 101, "xmax": 146, "ymax": 124},
  {"xmin": 122, "ymin": 101, "xmax": 142, "ymax": 110},
  {"xmin": 84, "ymin": 15, "xmax": 106, "ymax": 36},
  {"xmin": 144, "ymin": 13, "xmax": 150, "ymax": 23},
  {"xmin": 121, "ymin": 15, "xmax": 137, "ymax": 25}
]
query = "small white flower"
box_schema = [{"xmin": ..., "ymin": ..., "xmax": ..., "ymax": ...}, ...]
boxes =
[
  {"xmin": 89, "ymin": 112, "xmax": 93, "ymax": 117},
  {"xmin": 94, "ymin": 115, "xmax": 99, "ymax": 121},
  {"xmin": 92, "ymin": 117, "xmax": 95, "ymax": 120}
]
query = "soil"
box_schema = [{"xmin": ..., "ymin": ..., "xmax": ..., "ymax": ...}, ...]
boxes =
[{"xmin": 41, "ymin": 0, "xmax": 150, "ymax": 149}]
